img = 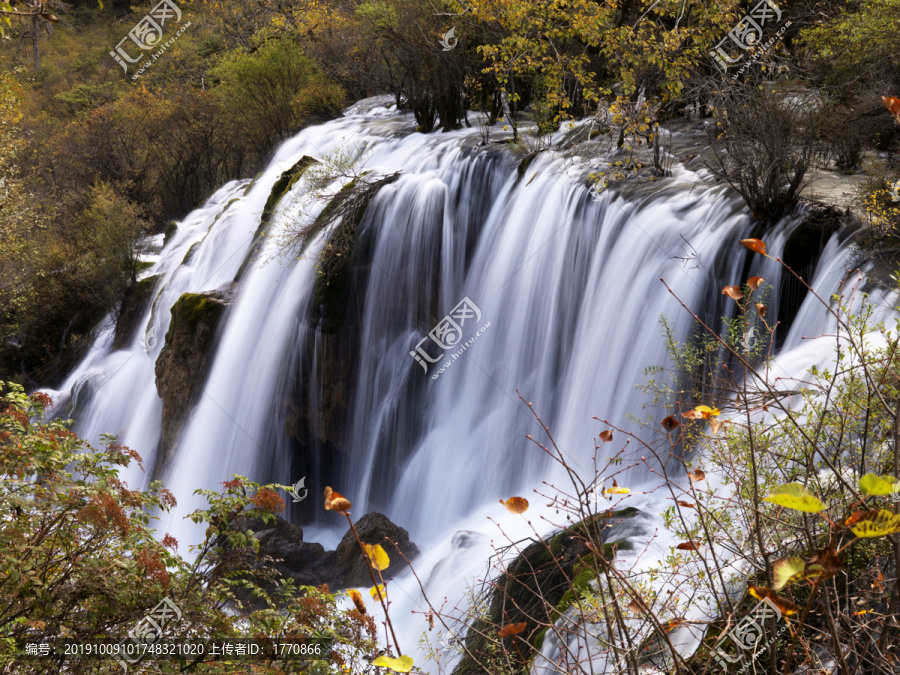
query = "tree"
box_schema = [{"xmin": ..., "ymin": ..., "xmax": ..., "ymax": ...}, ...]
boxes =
[
  {"xmin": 702, "ymin": 84, "xmax": 827, "ymax": 221},
  {"xmin": 0, "ymin": 0, "xmax": 60, "ymax": 69},
  {"xmin": 212, "ymin": 39, "xmax": 344, "ymax": 157}
]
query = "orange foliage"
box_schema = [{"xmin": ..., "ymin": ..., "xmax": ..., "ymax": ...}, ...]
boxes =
[{"xmin": 251, "ymin": 488, "xmax": 284, "ymax": 514}]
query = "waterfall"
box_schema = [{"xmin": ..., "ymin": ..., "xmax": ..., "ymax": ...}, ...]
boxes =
[{"xmin": 41, "ymin": 95, "xmax": 877, "ymax": 671}]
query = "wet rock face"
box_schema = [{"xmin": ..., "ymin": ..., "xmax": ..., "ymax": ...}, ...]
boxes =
[
  {"xmin": 452, "ymin": 508, "xmax": 641, "ymax": 675},
  {"xmin": 334, "ymin": 512, "xmax": 421, "ymax": 587},
  {"xmin": 113, "ymin": 275, "xmax": 160, "ymax": 350},
  {"xmin": 153, "ymin": 288, "xmax": 233, "ymax": 476}
]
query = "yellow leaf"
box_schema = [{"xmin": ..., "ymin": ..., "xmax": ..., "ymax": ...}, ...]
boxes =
[
  {"xmin": 772, "ymin": 557, "xmax": 806, "ymax": 590},
  {"xmin": 603, "ymin": 486, "xmax": 631, "ymax": 495},
  {"xmin": 848, "ymin": 509, "xmax": 900, "ymax": 538},
  {"xmin": 695, "ymin": 405, "xmax": 720, "ymax": 419},
  {"xmin": 364, "ymin": 543, "xmax": 390, "ymax": 571},
  {"xmin": 763, "ymin": 483, "xmax": 826, "ymax": 513},
  {"xmin": 370, "ymin": 584, "xmax": 386, "ymax": 601},
  {"xmin": 372, "ymin": 655, "xmax": 414, "ymax": 672},
  {"xmin": 858, "ymin": 474, "xmax": 899, "ymax": 496}
]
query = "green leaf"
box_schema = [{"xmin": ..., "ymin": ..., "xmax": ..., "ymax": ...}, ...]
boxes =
[
  {"xmin": 763, "ymin": 483, "xmax": 826, "ymax": 513},
  {"xmin": 772, "ymin": 557, "xmax": 806, "ymax": 590},
  {"xmin": 372, "ymin": 655, "xmax": 414, "ymax": 672},
  {"xmin": 858, "ymin": 473, "xmax": 899, "ymax": 496}
]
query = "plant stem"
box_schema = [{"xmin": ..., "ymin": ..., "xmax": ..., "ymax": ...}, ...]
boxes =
[{"xmin": 343, "ymin": 512, "xmax": 403, "ymax": 655}]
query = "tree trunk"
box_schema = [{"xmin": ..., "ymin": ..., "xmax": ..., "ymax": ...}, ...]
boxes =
[{"xmin": 31, "ymin": 11, "xmax": 40, "ymax": 70}]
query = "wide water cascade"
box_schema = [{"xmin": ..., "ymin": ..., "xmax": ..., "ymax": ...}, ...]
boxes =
[{"xmin": 42, "ymin": 97, "xmax": 884, "ymax": 672}]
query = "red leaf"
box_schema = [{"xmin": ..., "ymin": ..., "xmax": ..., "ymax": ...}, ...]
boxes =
[
  {"xmin": 747, "ymin": 276, "xmax": 764, "ymax": 291},
  {"xmin": 498, "ymin": 622, "xmax": 527, "ymax": 638},
  {"xmin": 676, "ymin": 541, "xmax": 701, "ymax": 551},
  {"xmin": 324, "ymin": 486, "xmax": 352, "ymax": 513},
  {"xmin": 748, "ymin": 586, "xmax": 800, "ymax": 615},
  {"xmin": 722, "ymin": 286, "xmax": 743, "ymax": 301},
  {"xmin": 661, "ymin": 415, "xmax": 681, "ymax": 431},
  {"xmin": 598, "ymin": 430, "xmax": 614, "ymax": 443},
  {"xmin": 500, "ymin": 497, "xmax": 529, "ymax": 514},
  {"xmin": 740, "ymin": 238, "xmax": 767, "ymax": 255},
  {"xmin": 688, "ymin": 469, "xmax": 706, "ymax": 483}
]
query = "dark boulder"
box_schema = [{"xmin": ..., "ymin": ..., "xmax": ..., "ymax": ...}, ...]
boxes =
[
  {"xmin": 220, "ymin": 511, "xmax": 419, "ymax": 610},
  {"xmin": 231, "ymin": 514, "xmax": 341, "ymax": 590},
  {"xmin": 334, "ymin": 512, "xmax": 420, "ymax": 587},
  {"xmin": 452, "ymin": 508, "xmax": 642, "ymax": 675}
]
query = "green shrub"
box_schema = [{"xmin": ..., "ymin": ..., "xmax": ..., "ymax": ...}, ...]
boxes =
[
  {"xmin": 213, "ymin": 39, "xmax": 344, "ymax": 156},
  {"xmin": 0, "ymin": 382, "xmax": 380, "ymax": 674}
]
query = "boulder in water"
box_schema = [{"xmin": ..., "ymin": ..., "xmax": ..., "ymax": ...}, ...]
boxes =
[
  {"xmin": 154, "ymin": 287, "xmax": 235, "ymax": 476},
  {"xmin": 452, "ymin": 508, "xmax": 641, "ymax": 675},
  {"xmin": 221, "ymin": 511, "xmax": 418, "ymax": 608},
  {"xmin": 230, "ymin": 514, "xmax": 341, "ymax": 590},
  {"xmin": 334, "ymin": 512, "xmax": 420, "ymax": 587}
]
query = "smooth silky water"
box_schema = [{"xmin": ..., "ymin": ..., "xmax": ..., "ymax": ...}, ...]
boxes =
[{"xmin": 42, "ymin": 96, "xmax": 890, "ymax": 672}]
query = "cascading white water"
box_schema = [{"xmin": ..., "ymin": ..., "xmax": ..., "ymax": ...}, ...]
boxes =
[{"xmin": 42, "ymin": 96, "xmax": 876, "ymax": 672}]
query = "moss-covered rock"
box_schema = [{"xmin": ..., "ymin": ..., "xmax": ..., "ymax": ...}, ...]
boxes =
[
  {"xmin": 112, "ymin": 275, "xmax": 160, "ymax": 350},
  {"xmin": 181, "ymin": 242, "xmax": 200, "ymax": 266},
  {"xmin": 452, "ymin": 508, "xmax": 640, "ymax": 675},
  {"xmin": 260, "ymin": 156, "xmax": 319, "ymax": 230},
  {"xmin": 163, "ymin": 221, "xmax": 178, "ymax": 247},
  {"xmin": 308, "ymin": 172, "xmax": 401, "ymax": 333},
  {"xmin": 516, "ymin": 151, "xmax": 541, "ymax": 184},
  {"xmin": 153, "ymin": 288, "xmax": 233, "ymax": 476},
  {"xmin": 233, "ymin": 156, "xmax": 319, "ymax": 283}
]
